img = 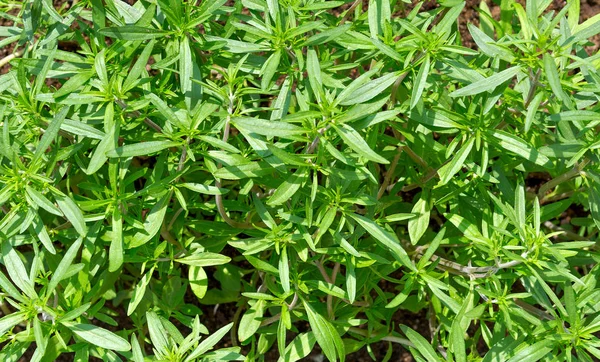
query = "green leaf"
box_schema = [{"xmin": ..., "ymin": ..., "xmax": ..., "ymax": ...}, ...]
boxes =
[
  {"xmin": 410, "ymin": 108, "xmax": 463, "ymax": 129},
  {"xmin": 127, "ymin": 267, "xmax": 154, "ymax": 316},
  {"xmin": 99, "ymin": 25, "xmax": 168, "ymax": 40},
  {"xmin": 277, "ymin": 332, "xmax": 316, "ymax": 362},
  {"xmin": 63, "ymin": 322, "xmax": 131, "ymax": 352},
  {"xmin": 47, "ymin": 236, "xmax": 83, "ymax": 295},
  {"xmin": 33, "ymin": 317, "xmax": 48, "ymax": 356},
  {"xmin": 0, "ymin": 312, "xmax": 28, "ymax": 336},
  {"xmin": 109, "ymin": 208, "xmax": 123, "ymax": 272},
  {"xmin": 107, "ymin": 141, "xmax": 180, "ymax": 158},
  {"xmin": 505, "ymin": 339, "xmax": 554, "ymax": 362},
  {"xmin": 33, "ymin": 105, "xmax": 70, "ymax": 165},
  {"xmin": 129, "ymin": 192, "xmax": 171, "ymax": 248},
  {"xmin": 368, "ymin": 0, "xmax": 391, "ymax": 37},
  {"xmin": 25, "ymin": 186, "xmax": 62, "ymax": 216},
  {"xmin": 260, "ymin": 50, "xmax": 281, "ymax": 90},
  {"xmin": 180, "ymin": 183, "xmax": 229, "ymax": 195},
  {"xmin": 589, "ymin": 186, "xmax": 600, "ymax": 231},
  {"xmin": 468, "ymin": 24, "xmax": 515, "ymax": 62},
  {"xmin": 146, "ymin": 311, "xmax": 169, "ymax": 355},
  {"xmin": 175, "ymin": 252, "xmax": 231, "ymax": 267},
  {"xmin": 408, "ymin": 191, "xmax": 431, "ymax": 245},
  {"xmin": 548, "ymin": 110, "xmax": 600, "ymax": 123},
  {"xmin": 146, "ymin": 93, "xmax": 187, "ymax": 129},
  {"xmin": 189, "ymin": 266, "xmax": 208, "ymax": 299},
  {"xmin": 123, "ymin": 40, "xmax": 155, "ymax": 92},
  {"xmin": 410, "ymin": 55, "xmax": 430, "ymax": 109},
  {"xmin": 55, "ymin": 194, "xmax": 87, "ymax": 236},
  {"xmin": 333, "ymin": 123, "xmax": 389, "ymax": 164},
  {"xmin": 567, "ymin": 15, "xmax": 600, "ymax": 44},
  {"xmin": 232, "ymin": 117, "xmax": 306, "ymax": 139},
  {"xmin": 279, "ymin": 245, "xmax": 290, "ymax": 293},
  {"xmin": 302, "ymin": 300, "xmax": 345, "ymax": 362},
  {"xmin": 61, "ymin": 119, "xmax": 106, "ymax": 140},
  {"xmin": 349, "ymin": 214, "xmax": 415, "ymax": 271},
  {"xmin": 131, "ymin": 334, "xmax": 144, "ymax": 362},
  {"xmin": 450, "ymin": 66, "xmax": 521, "ymax": 97},
  {"xmin": 400, "ymin": 325, "xmax": 441, "ymax": 362},
  {"xmin": 185, "ymin": 323, "xmax": 233, "ymax": 362},
  {"xmin": 386, "ymin": 277, "xmax": 414, "ymax": 308},
  {"xmin": 525, "ymin": 92, "xmax": 544, "ymax": 133},
  {"xmin": 179, "ymin": 35, "xmax": 202, "ymax": 112},
  {"xmin": 238, "ymin": 299, "xmax": 265, "ymax": 342},
  {"xmin": 438, "ymin": 137, "xmax": 475, "ymax": 184},
  {"xmin": 303, "ymin": 24, "xmax": 351, "ymax": 46},
  {"xmin": 338, "ymin": 72, "xmax": 398, "ymax": 106},
  {"xmin": 543, "ymin": 54, "xmax": 572, "ymax": 108},
  {"xmin": 267, "ymin": 168, "xmax": 307, "ymax": 206},
  {"xmin": 0, "ymin": 271, "xmax": 27, "ymax": 303},
  {"xmin": 486, "ymin": 130, "xmax": 551, "ymax": 168},
  {"xmin": 306, "ymin": 49, "xmax": 323, "ymax": 98},
  {"xmin": 1, "ymin": 243, "xmax": 36, "ymax": 299}
]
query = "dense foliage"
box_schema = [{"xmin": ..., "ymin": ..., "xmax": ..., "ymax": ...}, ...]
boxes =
[{"xmin": 1, "ymin": 0, "xmax": 600, "ymax": 361}]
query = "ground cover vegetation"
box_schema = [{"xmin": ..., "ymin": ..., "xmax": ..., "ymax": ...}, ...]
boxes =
[{"xmin": 0, "ymin": 0, "xmax": 600, "ymax": 361}]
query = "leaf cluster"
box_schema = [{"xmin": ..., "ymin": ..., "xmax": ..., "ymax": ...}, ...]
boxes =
[{"xmin": 0, "ymin": 0, "xmax": 600, "ymax": 361}]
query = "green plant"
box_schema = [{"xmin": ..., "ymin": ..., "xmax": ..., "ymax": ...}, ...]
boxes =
[{"xmin": 1, "ymin": 0, "xmax": 600, "ymax": 361}]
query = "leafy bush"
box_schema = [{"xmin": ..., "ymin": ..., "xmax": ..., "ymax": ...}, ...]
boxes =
[{"xmin": 1, "ymin": 0, "xmax": 600, "ymax": 361}]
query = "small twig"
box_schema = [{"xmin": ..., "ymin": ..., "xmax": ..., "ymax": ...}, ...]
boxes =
[
  {"xmin": 402, "ymin": 144, "xmax": 429, "ymax": 170},
  {"xmin": 167, "ymin": 207, "xmax": 184, "ymax": 231},
  {"xmin": 287, "ymin": 293, "xmax": 299, "ymax": 310},
  {"xmin": 305, "ymin": 126, "xmax": 329, "ymax": 154},
  {"xmin": 401, "ymin": 167, "xmax": 440, "ymax": 192},
  {"xmin": 524, "ymin": 69, "xmax": 542, "ymax": 108},
  {"xmin": 314, "ymin": 258, "xmax": 332, "ymax": 284},
  {"xmin": 339, "ymin": 0, "xmax": 362, "ymax": 25},
  {"xmin": 543, "ymin": 221, "xmax": 588, "ymax": 241},
  {"xmin": 416, "ymin": 249, "xmax": 528, "ymax": 279},
  {"xmin": 349, "ymin": 327, "xmax": 413, "ymax": 347},
  {"xmin": 176, "ymin": 141, "xmax": 188, "ymax": 173},
  {"xmin": 0, "ymin": 44, "xmax": 33, "ymax": 68},
  {"xmin": 260, "ymin": 293, "xmax": 299, "ymax": 327},
  {"xmin": 159, "ymin": 228, "xmax": 179, "ymax": 247},
  {"xmin": 538, "ymin": 159, "xmax": 589, "ymax": 199},
  {"xmin": 156, "ymin": 251, "xmax": 185, "ymax": 262},
  {"xmin": 327, "ymin": 262, "xmax": 341, "ymax": 319},
  {"xmin": 513, "ymin": 299, "xmax": 554, "ymax": 321},
  {"xmin": 377, "ymin": 147, "xmax": 402, "ymax": 200},
  {"xmin": 349, "ymin": 326, "xmax": 447, "ymax": 357},
  {"xmin": 230, "ymin": 303, "xmax": 244, "ymax": 347},
  {"xmin": 214, "ymin": 95, "xmax": 255, "ymax": 229},
  {"xmin": 115, "ymin": 99, "xmax": 163, "ymax": 133},
  {"xmin": 541, "ymin": 188, "xmax": 583, "ymax": 204}
]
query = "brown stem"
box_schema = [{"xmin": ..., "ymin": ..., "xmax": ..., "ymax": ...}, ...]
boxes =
[
  {"xmin": 543, "ymin": 221, "xmax": 588, "ymax": 241},
  {"xmin": 115, "ymin": 99, "xmax": 163, "ymax": 133},
  {"xmin": 524, "ymin": 69, "xmax": 542, "ymax": 108},
  {"xmin": 339, "ymin": 0, "xmax": 362, "ymax": 25},
  {"xmin": 214, "ymin": 95, "xmax": 255, "ymax": 229},
  {"xmin": 0, "ymin": 44, "xmax": 33, "ymax": 68},
  {"xmin": 538, "ymin": 158, "xmax": 589, "ymax": 199},
  {"xmin": 415, "ymin": 247, "xmax": 528, "ymax": 279},
  {"xmin": 327, "ymin": 262, "xmax": 340, "ymax": 319},
  {"xmin": 314, "ymin": 257, "xmax": 332, "ymax": 284},
  {"xmin": 377, "ymin": 147, "xmax": 402, "ymax": 199}
]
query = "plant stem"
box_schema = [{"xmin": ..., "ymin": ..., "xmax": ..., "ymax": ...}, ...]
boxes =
[
  {"xmin": 538, "ymin": 158, "xmax": 590, "ymax": 199},
  {"xmin": 215, "ymin": 95, "xmax": 255, "ymax": 229},
  {"xmin": 0, "ymin": 44, "xmax": 33, "ymax": 68},
  {"xmin": 377, "ymin": 147, "xmax": 402, "ymax": 199},
  {"xmin": 115, "ymin": 99, "xmax": 163, "ymax": 133}
]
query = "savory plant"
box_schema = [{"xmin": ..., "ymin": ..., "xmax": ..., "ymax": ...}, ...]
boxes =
[{"xmin": 0, "ymin": 0, "xmax": 599, "ymax": 361}]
